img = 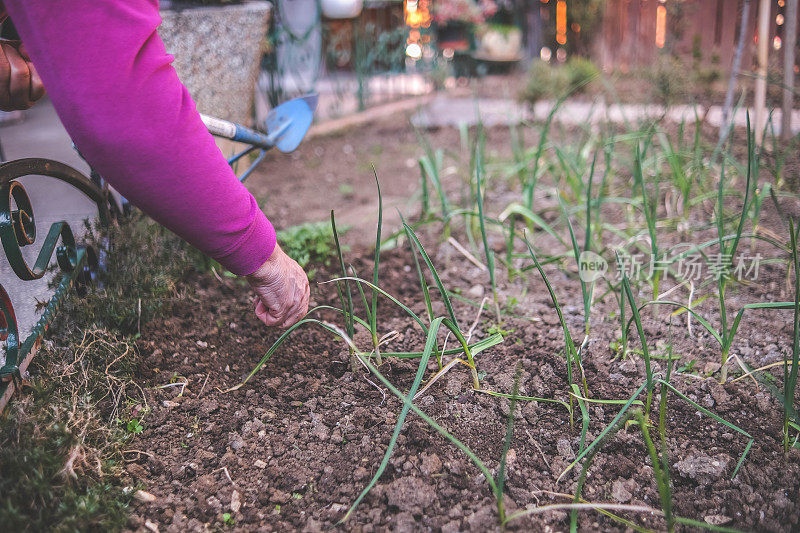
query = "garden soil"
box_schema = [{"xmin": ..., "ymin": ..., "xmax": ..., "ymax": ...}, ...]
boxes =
[{"xmin": 122, "ymin": 118, "xmax": 800, "ymax": 532}]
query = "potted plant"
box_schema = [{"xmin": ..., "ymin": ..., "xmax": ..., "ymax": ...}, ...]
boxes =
[
  {"xmin": 321, "ymin": 0, "xmax": 363, "ymax": 19},
  {"xmin": 433, "ymin": 0, "xmax": 497, "ymax": 51},
  {"xmin": 475, "ymin": 22, "xmax": 522, "ymax": 61}
]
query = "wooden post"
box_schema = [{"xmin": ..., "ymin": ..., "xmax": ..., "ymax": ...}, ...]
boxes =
[
  {"xmin": 754, "ymin": 0, "xmax": 771, "ymax": 145},
  {"xmin": 782, "ymin": 0, "xmax": 798, "ymax": 141}
]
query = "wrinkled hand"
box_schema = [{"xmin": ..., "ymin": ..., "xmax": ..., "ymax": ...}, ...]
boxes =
[
  {"xmin": 0, "ymin": 41, "xmax": 44, "ymax": 111},
  {"xmin": 246, "ymin": 244, "xmax": 310, "ymax": 328}
]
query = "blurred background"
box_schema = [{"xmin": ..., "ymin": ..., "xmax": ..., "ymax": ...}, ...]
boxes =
[
  {"xmin": 2, "ymin": 1, "xmax": 798, "ymax": 139},
  {"xmin": 251, "ymin": 0, "xmax": 797, "ymax": 130}
]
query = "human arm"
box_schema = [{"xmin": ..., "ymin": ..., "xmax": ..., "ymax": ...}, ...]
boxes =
[{"xmin": 3, "ymin": 0, "xmax": 308, "ymax": 326}]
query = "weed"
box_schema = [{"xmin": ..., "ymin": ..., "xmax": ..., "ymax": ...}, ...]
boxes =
[
  {"xmin": 277, "ymin": 221, "xmax": 344, "ymax": 276},
  {"xmin": 74, "ymin": 216, "xmax": 195, "ymax": 335},
  {"xmin": 0, "ymin": 213, "xmax": 197, "ymax": 530},
  {"xmin": 518, "ymin": 58, "xmax": 599, "ymax": 106},
  {"xmin": 125, "ymin": 418, "xmax": 144, "ymax": 434},
  {"xmin": 0, "ymin": 329, "xmax": 140, "ymax": 531},
  {"xmin": 487, "ymin": 325, "xmax": 514, "ymax": 337}
]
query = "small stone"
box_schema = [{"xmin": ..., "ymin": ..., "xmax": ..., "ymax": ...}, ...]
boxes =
[
  {"xmin": 704, "ymin": 515, "xmax": 732, "ymax": 526},
  {"xmin": 556, "ymin": 438, "xmax": 574, "ymax": 459},
  {"xmin": 228, "ymin": 433, "xmax": 244, "ymax": 451},
  {"xmin": 162, "ymin": 400, "xmax": 179, "ymax": 408},
  {"xmin": 231, "ymin": 490, "xmax": 241, "ymax": 513},
  {"xmin": 420, "ymin": 453, "xmax": 443, "ymax": 475},
  {"xmin": 134, "ymin": 489, "xmax": 157, "ymax": 503},
  {"xmin": 330, "ymin": 503, "xmax": 347, "ymax": 513},
  {"xmin": 196, "ymin": 340, "xmax": 208, "ymax": 348},
  {"xmin": 467, "ymin": 285, "xmax": 485, "ymax": 298},
  {"xmin": 144, "ymin": 520, "xmax": 159, "ymax": 533},
  {"xmin": 229, "ymin": 322, "xmax": 237, "ymax": 329},
  {"xmin": 611, "ymin": 480, "xmax": 632, "ymax": 503},
  {"xmin": 254, "ymin": 459, "xmax": 267, "ymax": 469},
  {"xmin": 311, "ymin": 422, "xmax": 330, "ymax": 441},
  {"xmin": 674, "ymin": 454, "xmax": 729, "ymax": 481},
  {"xmin": 505, "ymin": 448, "xmax": 517, "ymax": 468},
  {"xmin": 419, "ymin": 395, "xmax": 435, "ymax": 407}
]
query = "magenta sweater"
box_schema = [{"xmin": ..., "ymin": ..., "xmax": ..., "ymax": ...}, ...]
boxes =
[{"xmin": 3, "ymin": 0, "xmax": 276, "ymax": 275}]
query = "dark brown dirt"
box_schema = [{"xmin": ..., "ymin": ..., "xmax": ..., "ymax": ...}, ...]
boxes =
[{"xmin": 122, "ymin": 117, "xmax": 800, "ymax": 532}]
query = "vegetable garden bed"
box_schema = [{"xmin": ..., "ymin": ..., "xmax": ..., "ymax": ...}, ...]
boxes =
[{"xmin": 119, "ymin": 113, "xmax": 800, "ymax": 532}]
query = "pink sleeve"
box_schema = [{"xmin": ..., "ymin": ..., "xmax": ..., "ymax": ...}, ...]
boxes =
[{"xmin": 3, "ymin": 0, "xmax": 276, "ymax": 275}]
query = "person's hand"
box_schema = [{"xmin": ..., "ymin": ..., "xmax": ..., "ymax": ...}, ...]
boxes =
[
  {"xmin": 0, "ymin": 41, "xmax": 45, "ymax": 111},
  {"xmin": 246, "ymin": 244, "xmax": 310, "ymax": 328}
]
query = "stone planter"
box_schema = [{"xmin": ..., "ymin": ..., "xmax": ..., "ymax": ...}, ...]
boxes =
[
  {"xmin": 476, "ymin": 25, "xmax": 522, "ymax": 61},
  {"xmin": 321, "ymin": 0, "xmax": 363, "ymax": 19},
  {"xmin": 159, "ymin": 1, "xmax": 271, "ymax": 126}
]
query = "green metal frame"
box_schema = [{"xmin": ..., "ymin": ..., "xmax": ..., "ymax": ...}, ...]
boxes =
[{"xmin": 0, "ymin": 158, "xmax": 110, "ymax": 411}]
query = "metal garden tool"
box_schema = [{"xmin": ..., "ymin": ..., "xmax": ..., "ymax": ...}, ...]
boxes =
[{"xmin": 201, "ymin": 93, "xmax": 318, "ymax": 182}]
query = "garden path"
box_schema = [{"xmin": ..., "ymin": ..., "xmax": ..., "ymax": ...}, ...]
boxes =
[{"xmin": 413, "ymin": 95, "xmax": 800, "ymax": 134}]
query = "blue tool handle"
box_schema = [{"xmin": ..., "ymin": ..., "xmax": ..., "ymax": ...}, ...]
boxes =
[{"xmin": 200, "ymin": 114, "xmax": 274, "ymax": 150}]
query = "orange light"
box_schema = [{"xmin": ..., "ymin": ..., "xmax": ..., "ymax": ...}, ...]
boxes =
[
  {"xmin": 655, "ymin": 5, "xmax": 666, "ymax": 48},
  {"xmin": 405, "ymin": 0, "xmax": 431, "ymax": 28},
  {"xmin": 556, "ymin": 0, "xmax": 567, "ymax": 45}
]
